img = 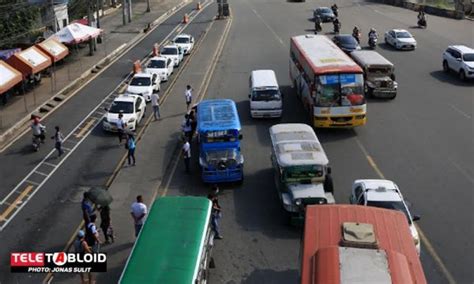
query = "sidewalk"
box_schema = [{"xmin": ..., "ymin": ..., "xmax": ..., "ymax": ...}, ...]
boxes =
[
  {"xmin": 0, "ymin": 0, "xmax": 185, "ymax": 135},
  {"xmin": 51, "ymin": 14, "xmax": 229, "ymax": 284}
]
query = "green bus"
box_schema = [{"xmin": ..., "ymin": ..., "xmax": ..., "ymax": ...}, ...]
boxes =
[{"xmin": 119, "ymin": 196, "xmax": 214, "ymax": 284}]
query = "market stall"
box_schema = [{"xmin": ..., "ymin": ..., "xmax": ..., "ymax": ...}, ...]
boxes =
[
  {"xmin": 0, "ymin": 61, "xmax": 22, "ymax": 104},
  {"xmin": 36, "ymin": 37, "xmax": 69, "ymax": 63},
  {"xmin": 54, "ymin": 23, "xmax": 102, "ymax": 45},
  {"xmin": 6, "ymin": 46, "xmax": 52, "ymax": 86}
]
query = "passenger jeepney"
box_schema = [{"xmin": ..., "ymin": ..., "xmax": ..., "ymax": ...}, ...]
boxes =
[
  {"xmin": 350, "ymin": 50, "xmax": 398, "ymax": 99},
  {"xmin": 269, "ymin": 123, "xmax": 335, "ymax": 225}
]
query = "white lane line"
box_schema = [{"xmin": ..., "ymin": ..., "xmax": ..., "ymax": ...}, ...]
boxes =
[
  {"xmin": 0, "ymin": 0, "xmax": 212, "ymax": 232},
  {"xmin": 34, "ymin": 171, "xmax": 49, "ymax": 177},
  {"xmin": 449, "ymin": 158, "xmax": 474, "ymax": 185},
  {"xmin": 25, "ymin": 180, "xmax": 40, "ymax": 186},
  {"xmin": 449, "ymin": 104, "xmax": 471, "ymax": 119},
  {"xmin": 250, "ymin": 8, "xmax": 285, "ymax": 47}
]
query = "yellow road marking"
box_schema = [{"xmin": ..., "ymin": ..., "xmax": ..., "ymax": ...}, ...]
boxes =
[
  {"xmin": 0, "ymin": 185, "xmax": 33, "ymax": 221},
  {"xmin": 355, "ymin": 137, "xmax": 456, "ymax": 284},
  {"xmin": 75, "ymin": 119, "xmax": 96, "ymax": 138}
]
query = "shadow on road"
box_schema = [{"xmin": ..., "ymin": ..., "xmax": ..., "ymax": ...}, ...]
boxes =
[
  {"xmin": 429, "ymin": 70, "xmax": 474, "ymax": 87},
  {"xmin": 242, "ymin": 268, "xmax": 299, "ymax": 284}
]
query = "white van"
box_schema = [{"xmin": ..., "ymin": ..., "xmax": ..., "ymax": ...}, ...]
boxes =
[{"xmin": 248, "ymin": 70, "xmax": 282, "ymax": 118}]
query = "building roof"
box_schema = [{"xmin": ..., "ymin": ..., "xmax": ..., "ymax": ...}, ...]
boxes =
[
  {"xmin": 270, "ymin": 124, "xmax": 328, "ymax": 167},
  {"xmin": 301, "ymin": 205, "xmax": 426, "ymax": 284},
  {"xmin": 291, "ymin": 35, "xmax": 362, "ymax": 75},
  {"xmin": 197, "ymin": 99, "xmax": 241, "ymax": 132},
  {"xmin": 119, "ymin": 196, "xmax": 212, "ymax": 284}
]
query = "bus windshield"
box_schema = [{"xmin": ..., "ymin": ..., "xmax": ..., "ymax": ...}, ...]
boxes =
[
  {"xmin": 202, "ymin": 130, "xmax": 239, "ymax": 143},
  {"xmin": 284, "ymin": 165, "xmax": 324, "ymax": 181},
  {"xmin": 316, "ymin": 73, "xmax": 365, "ymax": 107}
]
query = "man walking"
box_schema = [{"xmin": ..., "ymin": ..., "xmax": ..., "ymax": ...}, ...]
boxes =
[
  {"xmin": 181, "ymin": 114, "xmax": 193, "ymax": 142},
  {"xmin": 151, "ymin": 92, "xmax": 160, "ymax": 120},
  {"xmin": 182, "ymin": 138, "xmax": 191, "ymax": 174},
  {"xmin": 81, "ymin": 192, "xmax": 96, "ymax": 224},
  {"xmin": 117, "ymin": 113, "xmax": 126, "ymax": 144},
  {"xmin": 51, "ymin": 126, "xmax": 64, "ymax": 157},
  {"xmin": 185, "ymin": 85, "xmax": 193, "ymax": 110},
  {"xmin": 99, "ymin": 205, "xmax": 114, "ymax": 244},
  {"xmin": 74, "ymin": 230, "xmax": 92, "ymax": 284},
  {"xmin": 207, "ymin": 194, "xmax": 223, "ymax": 239},
  {"xmin": 131, "ymin": 195, "xmax": 147, "ymax": 237}
]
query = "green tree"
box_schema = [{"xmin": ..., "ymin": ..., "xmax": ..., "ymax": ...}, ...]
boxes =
[{"xmin": 0, "ymin": 2, "xmax": 40, "ymax": 48}]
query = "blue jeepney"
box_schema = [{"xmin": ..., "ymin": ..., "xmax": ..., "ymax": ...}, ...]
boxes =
[{"xmin": 197, "ymin": 99, "xmax": 244, "ymax": 183}]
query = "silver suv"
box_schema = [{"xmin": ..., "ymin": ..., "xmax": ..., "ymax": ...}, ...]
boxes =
[{"xmin": 442, "ymin": 45, "xmax": 474, "ymax": 81}]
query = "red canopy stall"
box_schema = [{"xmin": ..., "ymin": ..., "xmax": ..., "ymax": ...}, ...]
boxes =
[
  {"xmin": 36, "ymin": 37, "xmax": 69, "ymax": 63},
  {"xmin": 0, "ymin": 61, "xmax": 22, "ymax": 96}
]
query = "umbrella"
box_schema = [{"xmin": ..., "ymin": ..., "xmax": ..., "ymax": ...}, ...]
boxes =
[{"xmin": 87, "ymin": 187, "xmax": 113, "ymax": 206}]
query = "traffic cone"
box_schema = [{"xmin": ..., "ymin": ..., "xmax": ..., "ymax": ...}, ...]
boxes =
[
  {"xmin": 133, "ymin": 60, "xmax": 142, "ymax": 74},
  {"xmin": 183, "ymin": 13, "xmax": 189, "ymax": 24},
  {"xmin": 196, "ymin": 2, "xmax": 201, "ymax": 10}
]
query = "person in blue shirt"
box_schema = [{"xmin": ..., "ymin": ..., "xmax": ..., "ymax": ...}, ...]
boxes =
[{"xmin": 126, "ymin": 134, "xmax": 136, "ymax": 166}]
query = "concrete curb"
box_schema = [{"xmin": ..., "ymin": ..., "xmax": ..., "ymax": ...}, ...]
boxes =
[
  {"xmin": 0, "ymin": 0, "xmax": 191, "ymax": 152},
  {"xmin": 373, "ymin": 0, "xmax": 465, "ymax": 19}
]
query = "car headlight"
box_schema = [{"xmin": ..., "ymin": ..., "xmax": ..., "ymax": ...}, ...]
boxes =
[{"xmin": 295, "ymin": 199, "xmax": 302, "ymax": 206}]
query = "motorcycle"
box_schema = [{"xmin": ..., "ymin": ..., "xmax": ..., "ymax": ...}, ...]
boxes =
[
  {"xmin": 418, "ymin": 18, "xmax": 427, "ymax": 28},
  {"xmin": 368, "ymin": 35, "xmax": 377, "ymax": 49},
  {"xmin": 333, "ymin": 22, "xmax": 341, "ymax": 34},
  {"xmin": 32, "ymin": 132, "xmax": 45, "ymax": 151}
]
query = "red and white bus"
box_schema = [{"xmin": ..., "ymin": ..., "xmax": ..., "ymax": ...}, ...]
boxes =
[{"xmin": 290, "ymin": 35, "xmax": 366, "ymax": 128}]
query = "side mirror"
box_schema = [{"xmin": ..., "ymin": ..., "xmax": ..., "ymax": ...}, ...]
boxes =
[
  {"xmin": 248, "ymin": 94, "xmax": 251, "ymax": 98},
  {"xmin": 239, "ymin": 134, "xmax": 243, "ymax": 140},
  {"xmin": 456, "ymin": 58, "xmax": 462, "ymax": 62},
  {"xmin": 327, "ymin": 166, "xmax": 332, "ymax": 174},
  {"xmin": 412, "ymin": 215, "xmax": 421, "ymax": 221},
  {"xmin": 104, "ymin": 107, "xmax": 108, "ymax": 111}
]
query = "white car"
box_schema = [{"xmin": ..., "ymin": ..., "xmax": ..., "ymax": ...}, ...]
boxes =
[
  {"xmin": 103, "ymin": 94, "xmax": 146, "ymax": 132},
  {"xmin": 173, "ymin": 34, "xmax": 195, "ymax": 55},
  {"xmin": 384, "ymin": 29, "xmax": 417, "ymax": 50},
  {"xmin": 146, "ymin": 56, "xmax": 174, "ymax": 82},
  {"xmin": 161, "ymin": 44, "xmax": 184, "ymax": 67},
  {"xmin": 442, "ymin": 45, "xmax": 474, "ymax": 80},
  {"xmin": 349, "ymin": 179, "xmax": 421, "ymax": 254},
  {"xmin": 126, "ymin": 73, "xmax": 160, "ymax": 102}
]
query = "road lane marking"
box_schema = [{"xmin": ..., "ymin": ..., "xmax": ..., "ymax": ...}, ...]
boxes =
[
  {"xmin": 250, "ymin": 7, "xmax": 285, "ymax": 47},
  {"xmin": 449, "ymin": 104, "xmax": 471, "ymax": 119},
  {"xmin": 34, "ymin": 171, "xmax": 49, "ymax": 177},
  {"xmin": 0, "ymin": 185, "xmax": 33, "ymax": 221},
  {"xmin": 43, "ymin": 162, "xmax": 58, "ymax": 168},
  {"xmin": 75, "ymin": 119, "xmax": 96, "ymax": 138},
  {"xmin": 41, "ymin": 1, "xmax": 215, "ymax": 281},
  {"xmin": 355, "ymin": 137, "xmax": 456, "ymax": 284},
  {"xmin": 448, "ymin": 158, "xmax": 474, "ymax": 185}
]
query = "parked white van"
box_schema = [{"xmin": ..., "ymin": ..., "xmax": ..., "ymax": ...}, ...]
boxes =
[{"xmin": 248, "ymin": 70, "xmax": 282, "ymax": 118}]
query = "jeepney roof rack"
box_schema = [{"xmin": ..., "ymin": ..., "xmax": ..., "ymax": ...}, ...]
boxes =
[{"xmin": 340, "ymin": 222, "xmax": 378, "ymax": 249}]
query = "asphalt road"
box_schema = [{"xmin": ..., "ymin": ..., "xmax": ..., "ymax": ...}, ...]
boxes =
[
  {"xmin": 165, "ymin": 0, "xmax": 473, "ymax": 283},
  {"xmin": 1, "ymin": 0, "xmax": 472, "ymax": 283},
  {"xmin": 0, "ymin": 2, "xmax": 217, "ymax": 283}
]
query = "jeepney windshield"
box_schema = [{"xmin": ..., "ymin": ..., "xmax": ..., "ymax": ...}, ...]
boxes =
[
  {"xmin": 202, "ymin": 129, "xmax": 240, "ymax": 143},
  {"xmin": 316, "ymin": 73, "xmax": 365, "ymax": 107},
  {"xmin": 367, "ymin": 67, "xmax": 392, "ymax": 76},
  {"xmin": 283, "ymin": 165, "xmax": 324, "ymax": 181}
]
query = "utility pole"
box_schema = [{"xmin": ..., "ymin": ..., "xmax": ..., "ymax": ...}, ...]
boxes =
[
  {"xmin": 50, "ymin": 0, "xmax": 57, "ymax": 32},
  {"xmin": 88, "ymin": 0, "xmax": 94, "ymax": 56},
  {"xmin": 96, "ymin": 0, "xmax": 102, "ymax": 43},
  {"xmin": 127, "ymin": 0, "xmax": 132, "ymax": 23},
  {"xmin": 146, "ymin": 0, "xmax": 150, "ymax": 12},
  {"xmin": 122, "ymin": 0, "xmax": 126, "ymax": 25}
]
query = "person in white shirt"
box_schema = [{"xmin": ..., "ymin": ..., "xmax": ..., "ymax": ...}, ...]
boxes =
[
  {"xmin": 185, "ymin": 85, "xmax": 193, "ymax": 110},
  {"xmin": 130, "ymin": 195, "xmax": 147, "ymax": 237},
  {"xmin": 117, "ymin": 113, "xmax": 126, "ymax": 144},
  {"xmin": 182, "ymin": 139, "xmax": 191, "ymax": 173},
  {"xmin": 151, "ymin": 92, "xmax": 160, "ymax": 120}
]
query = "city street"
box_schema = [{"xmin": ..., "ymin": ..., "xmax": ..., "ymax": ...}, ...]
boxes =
[{"xmin": 0, "ymin": 0, "xmax": 472, "ymax": 283}]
